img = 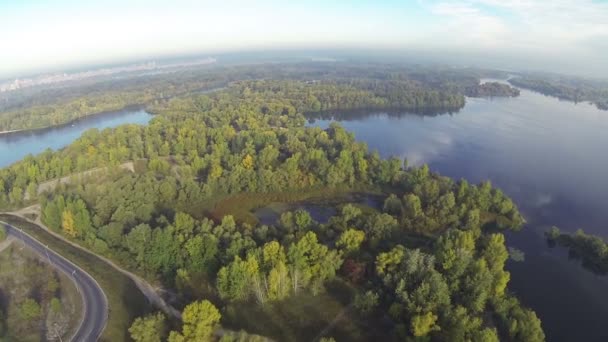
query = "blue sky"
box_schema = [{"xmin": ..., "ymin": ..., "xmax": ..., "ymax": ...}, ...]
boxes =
[{"xmin": 1, "ymin": 0, "xmax": 607, "ymax": 77}]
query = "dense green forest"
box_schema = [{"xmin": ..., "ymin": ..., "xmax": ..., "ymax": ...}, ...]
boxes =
[
  {"xmin": 1, "ymin": 63, "xmax": 514, "ymax": 131},
  {"xmin": 546, "ymin": 227, "xmax": 608, "ymax": 275},
  {"xmin": 0, "ymin": 72, "xmax": 543, "ymax": 341},
  {"xmin": 509, "ymin": 76, "xmax": 608, "ymax": 110}
]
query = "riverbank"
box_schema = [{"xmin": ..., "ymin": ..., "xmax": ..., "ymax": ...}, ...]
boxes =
[
  {"xmin": 0, "ymin": 129, "xmax": 24, "ymax": 135},
  {"xmin": 0, "ymin": 104, "xmax": 148, "ymax": 136},
  {"xmin": 0, "ymin": 85, "xmax": 228, "ymax": 134},
  {"xmin": 0, "ymin": 108, "xmax": 152, "ymax": 168}
]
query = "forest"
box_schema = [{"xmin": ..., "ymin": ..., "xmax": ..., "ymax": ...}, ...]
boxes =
[
  {"xmin": 0, "ymin": 71, "xmax": 544, "ymax": 341},
  {"xmin": 509, "ymin": 76, "xmax": 608, "ymax": 110},
  {"xmin": 1, "ymin": 63, "xmax": 515, "ymax": 132},
  {"xmin": 464, "ymin": 82, "xmax": 520, "ymax": 98}
]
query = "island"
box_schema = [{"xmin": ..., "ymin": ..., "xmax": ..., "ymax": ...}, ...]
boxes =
[
  {"xmin": 546, "ymin": 226, "xmax": 608, "ymax": 275},
  {"xmin": 509, "ymin": 75, "xmax": 608, "ymax": 110}
]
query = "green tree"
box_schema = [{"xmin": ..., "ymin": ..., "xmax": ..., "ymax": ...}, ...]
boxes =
[
  {"xmin": 217, "ymin": 255, "xmax": 259, "ymax": 301},
  {"xmin": 482, "ymin": 234, "xmax": 510, "ymax": 297},
  {"xmin": 19, "ymin": 298, "xmax": 41, "ymax": 321},
  {"xmin": 168, "ymin": 300, "xmax": 221, "ymax": 342},
  {"xmin": 383, "ymin": 194, "xmax": 403, "ymax": 216},
  {"xmin": 546, "ymin": 226, "xmax": 561, "ymax": 240},
  {"xmin": 129, "ymin": 312, "xmax": 167, "ymax": 342},
  {"xmin": 403, "ymin": 193, "xmax": 423, "ymax": 218},
  {"xmin": 287, "ymin": 231, "xmax": 343, "ymax": 294},
  {"xmin": 336, "ymin": 229, "xmax": 365, "ymax": 253},
  {"xmin": 411, "ymin": 312, "xmax": 438, "ymax": 337},
  {"xmin": 472, "ymin": 328, "xmax": 499, "ymax": 342},
  {"xmin": 354, "ymin": 290, "xmax": 379, "ymax": 314}
]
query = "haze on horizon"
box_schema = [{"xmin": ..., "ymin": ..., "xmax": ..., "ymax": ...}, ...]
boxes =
[{"xmin": 1, "ymin": 0, "xmax": 607, "ymax": 79}]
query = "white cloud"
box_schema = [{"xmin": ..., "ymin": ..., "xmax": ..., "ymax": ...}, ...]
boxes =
[
  {"xmin": 428, "ymin": 0, "xmax": 608, "ymax": 52},
  {"xmin": 430, "ymin": 2, "xmax": 510, "ymax": 47},
  {"xmin": 419, "ymin": 0, "xmax": 608, "ymax": 75}
]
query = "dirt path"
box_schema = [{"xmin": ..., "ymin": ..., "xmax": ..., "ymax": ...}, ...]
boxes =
[
  {"xmin": 7, "ymin": 205, "xmax": 181, "ymax": 319},
  {"xmin": 34, "ymin": 162, "xmax": 135, "ymax": 196}
]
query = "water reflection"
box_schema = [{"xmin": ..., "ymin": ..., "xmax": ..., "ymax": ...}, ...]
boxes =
[
  {"xmin": 253, "ymin": 193, "xmax": 384, "ymax": 226},
  {"xmin": 306, "ymin": 106, "xmax": 460, "ymax": 123},
  {"xmin": 0, "ymin": 108, "xmax": 153, "ymax": 167}
]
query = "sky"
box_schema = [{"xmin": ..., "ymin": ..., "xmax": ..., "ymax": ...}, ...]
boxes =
[{"xmin": 1, "ymin": 0, "xmax": 607, "ymax": 78}]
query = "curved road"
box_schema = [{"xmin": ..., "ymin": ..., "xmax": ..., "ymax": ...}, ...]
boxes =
[{"xmin": 1, "ymin": 221, "xmax": 108, "ymax": 341}]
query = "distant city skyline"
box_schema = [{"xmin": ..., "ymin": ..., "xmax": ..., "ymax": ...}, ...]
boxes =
[
  {"xmin": 1, "ymin": 0, "xmax": 607, "ymax": 78},
  {"xmin": 0, "ymin": 58, "xmax": 216, "ymax": 93}
]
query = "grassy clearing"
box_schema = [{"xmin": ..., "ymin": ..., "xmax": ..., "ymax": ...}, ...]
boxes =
[
  {"xmin": 0, "ymin": 214, "xmax": 150, "ymax": 342},
  {"xmin": 205, "ymin": 185, "xmax": 383, "ymax": 225}
]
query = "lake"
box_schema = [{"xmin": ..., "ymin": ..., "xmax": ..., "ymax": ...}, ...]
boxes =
[
  {"xmin": 0, "ymin": 108, "xmax": 153, "ymax": 168},
  {"xmin": 309, "ymin": 84, "xmax": 608, "ymax": 342}
]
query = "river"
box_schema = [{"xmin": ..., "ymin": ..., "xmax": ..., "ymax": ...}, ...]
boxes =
[
  {"xmin": 0, "ymin": 108, "xmax": 153, "ymax": 168},
  {"xmin": 309, "ymin": 83, "xmax": 608, "ymax": 342}
]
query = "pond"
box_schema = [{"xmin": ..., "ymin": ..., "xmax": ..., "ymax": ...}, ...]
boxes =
[
  {"xmin": 307, "ymin": 82, "xmax": 608, "ymax": 342},
  {"xmin": 253, "ymin": 193, "xmax": 384, "ymax": 226},
  {"xmin": 0, "ymin": 108, "xmax": 153, "ymax": 168}
]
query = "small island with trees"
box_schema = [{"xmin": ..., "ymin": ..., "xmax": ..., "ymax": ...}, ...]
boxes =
[{"xmin": 546, "ymin": 226, "xmax": 608, "ymax": 275}]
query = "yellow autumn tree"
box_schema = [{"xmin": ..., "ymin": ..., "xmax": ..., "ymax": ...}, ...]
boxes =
[
  {"xmin": 411, "ymin": 312, "xmax": 438, "ymax": 337},
  {"xmin": 209, "ymin": 163, "xmax": 223, "ymax": 180},
  {"xmin": 62, "ymin": 210, "xmax": 77, "ymax": 238},
  {"xmin": 242, "ymin": 154, "xmax": 254, "ymax": 169}
]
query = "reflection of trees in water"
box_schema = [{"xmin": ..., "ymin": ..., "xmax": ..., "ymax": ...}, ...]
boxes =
[
  {"xmin": 566, "ymin": 248, "xmax": 608, "ymax": 276},
  {"xmin": 546, "ymin": 234, "xmax": 608, "ymax": 276},
  {"xmin": 254, "ymin": 192, "xmax": 385, "ymax": 226},
  {"xmin": 306, "ymin": 107, "xmax": 462, "ymax": 122}
]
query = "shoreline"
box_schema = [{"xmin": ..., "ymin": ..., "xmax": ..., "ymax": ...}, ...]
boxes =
[
  {"xmin": 0, "ymin": 104, "xmax": 147, "ymax": 136},
  {"xmin": 0, "ymin": 129, "xmax": 24, "ymax": 135},
  {"xmin": 0, "ymin": 86, "xmax": 228, "ymax": 136}
]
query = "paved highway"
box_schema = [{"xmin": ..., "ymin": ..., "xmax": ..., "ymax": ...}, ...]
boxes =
[{"xmin": 1, "ymin": 221, "xmax": 108, "ymax": 341}]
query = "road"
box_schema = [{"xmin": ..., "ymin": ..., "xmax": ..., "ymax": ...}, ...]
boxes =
[{"xmin": 1, "ymin": 221, "xmax": 108, "ymax": 342}]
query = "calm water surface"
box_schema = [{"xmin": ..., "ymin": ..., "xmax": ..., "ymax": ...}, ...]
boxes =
[
  {"xmin": 0, "ymin": 108, "xmax": 152, "ymax": 168},
  {"xmin": 310, "ymin": 84, "xmax": 608, "ymax": 342}
]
